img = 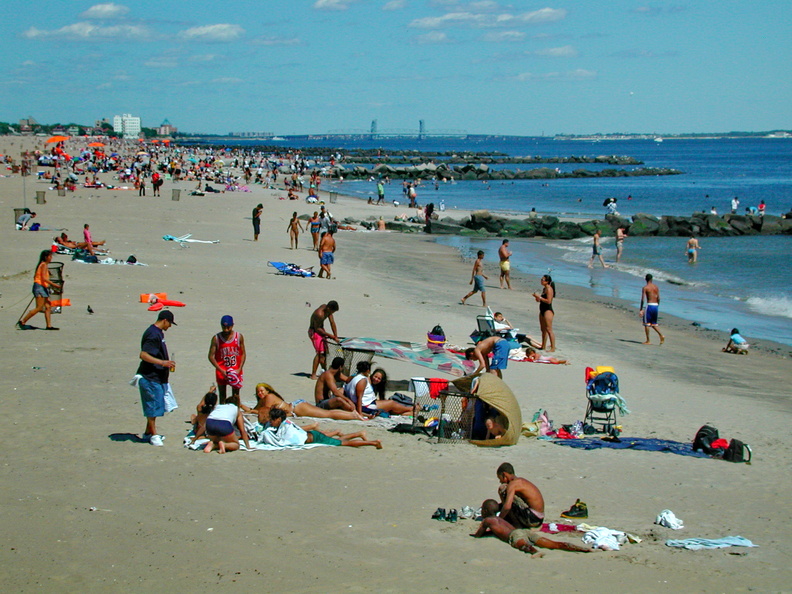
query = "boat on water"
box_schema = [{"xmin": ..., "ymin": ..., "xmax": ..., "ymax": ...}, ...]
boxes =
[{"xmin": 654, "ymin": 137, "xmax": 663, "ymax": 142}]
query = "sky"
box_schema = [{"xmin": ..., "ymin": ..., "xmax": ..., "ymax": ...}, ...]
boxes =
[{"xmin": 1, "ymin": 0, "xmax": 790, "ymax": 136}]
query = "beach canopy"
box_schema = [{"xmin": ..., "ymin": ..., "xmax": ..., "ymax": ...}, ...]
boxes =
[
  {"xmin": 87, "ymin": 142, "xmax": 105, "ymax": 147},
  {"xmin": 452, "ymin": 373, "xmax": 522, "ymax": 447},
  {"xmin": 46, "ymin": 135, "xmax": 69, "ymax": 143},
  {"xmin": 341, "ymin": 337, "xmax": 476, "ymax": 377}
]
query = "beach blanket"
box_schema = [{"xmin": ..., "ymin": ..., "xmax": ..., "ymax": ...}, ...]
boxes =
[
  {"xmin": 550, "ymin": 437, "xmax": 710, "ymax": 458},
  {"xmin": 665, "ymin": 536, "xmax": 757, "ymax": 550}
]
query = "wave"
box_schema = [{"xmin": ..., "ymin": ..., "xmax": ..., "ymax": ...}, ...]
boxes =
[{"xmin": 746, "ymin": 295, "xmax": 792, "ymax": 319}]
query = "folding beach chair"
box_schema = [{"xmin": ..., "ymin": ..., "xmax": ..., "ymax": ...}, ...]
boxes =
[{"xmin": 584, "ymin": 366, "xmax": 620, "ymax": 433}]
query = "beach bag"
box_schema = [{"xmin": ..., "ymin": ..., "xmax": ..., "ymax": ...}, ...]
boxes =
[
  {"xmin": 391, "ymin": 392, "xmax": 414, "ymax": 406},
  {"xmin": 127, "ymin": 255, "xmax": 137, "ymax": 264},
  {"xmin": 722, "ymin": 439, "xmax": 752, "ymax": 463},
  {"xmin": 427, "ymin": 324, "xmax": 446, "ymax": 347},
  {"xmin": 692, "ymin": 424, "xmax": 720, "ymax": 455},
  {"xmin": 30, "ymin": 223, "xmax": 41, "ymax": 231}
]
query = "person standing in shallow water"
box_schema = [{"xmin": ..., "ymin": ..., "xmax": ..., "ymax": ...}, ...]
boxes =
[
  {"xmin": 532, "ymin": 275, "xmax": 556, "ymax": 352},
  {"xmin": 588, "ymin": 229, "xmax": 609, "ymax": 269}
]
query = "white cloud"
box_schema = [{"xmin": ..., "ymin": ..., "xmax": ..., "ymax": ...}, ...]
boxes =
[
  {"xmin": 145, "ymin": 57, "xmax": 178, "ymax": 68},
  {"xmin": 410, "ymin": 7, "xmax": 566, "ymax": 29},
  {"xmin": 482, "ymin": 30, "xmax": 525, "ymax": 42},
  {"xmin": 80, "ymin": 3, "xmax": 129, "ymax": 19},
  {"xmin": 251, "ymin": 36, "xmax": 301, "ymax": 46},
  {"xmin": 23, "ymin": 22, "xmax": 151, "ymax": 41},
  {"xmin": 383, "ymin": 0, "xmax": 407, "ymax": 10},
  {"xmin": 314, "ymin": 0, "xmax": 356, "ymax": 10},
  {"xmin": 414, "ymin": 31, "xmax": 450, "ymax": 44},
  {"xmin": 178, "ymin": 24, "xmax": 244, "ymax": 42},
  {"xmin": 512, "ymin": 68, "xmax": 596, "ymax": 81},
  {"xmin": 535, "ymin": 45, "xmax": 578, "ymax": 57}
]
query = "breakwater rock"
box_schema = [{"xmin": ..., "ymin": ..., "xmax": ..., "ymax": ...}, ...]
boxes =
[
  {"xmin": 327, "ymin": 163, "xmax": 681, "ymax": 181},
  {"xmin": 355, "ymin": 211, "xmax": 792, "ymax": 237}
]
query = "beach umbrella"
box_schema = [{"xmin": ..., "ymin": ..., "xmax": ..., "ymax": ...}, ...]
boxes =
[
  {"xmin": 452, "ymin": 374, "xmax": 522, "ymax": 447},
  {"xmin": 214, "ymin": 159, "xmax": 225, "ymax": 166},
  {"xmin": 46, "ymin": 135, "xmax": 69, "ymax": 143},
  {"xmin": 137, "ymin": 151, "xmax": 149, "ymax": 156},
  {"xmin": 87, "ymin": 142, "xmax": 105, "ymax": 147},
  {"xmin": 340, "ymin": 337, "xmax": 477, "ymax": 377}
]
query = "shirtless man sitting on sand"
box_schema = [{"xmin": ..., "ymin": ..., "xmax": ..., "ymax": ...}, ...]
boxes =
[
  {"xmin": 314, "ymin": 356, "xmax": 356, "ymax": 411},
  {"xmin": 471, "ymin": 498, "xmax": 593, "ymax": 557},
  {"xmin": 496, "ymin": 462, "xmax": 546, "ymax": 530}
]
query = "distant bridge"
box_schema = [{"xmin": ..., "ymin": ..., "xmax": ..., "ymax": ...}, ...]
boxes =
[{"xmin": 325, "ymin": 128, "xmax": 469, "ymax": 139}]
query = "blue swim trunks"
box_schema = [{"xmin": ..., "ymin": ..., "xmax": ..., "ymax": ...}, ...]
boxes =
[
  {"xmin": 473, "ymin": 274, "xmax": 485, "ymax": 293},
  {"xmin": 320, "ymin": 252, "xmax": 334, "ymax": 265},
  {"xmin": 643, "ymin": 304, "xmax": 659, "ymax": 326},
  {"xmin": 491, "ymin": 339, "xmax": 519, "ymax": 370}
]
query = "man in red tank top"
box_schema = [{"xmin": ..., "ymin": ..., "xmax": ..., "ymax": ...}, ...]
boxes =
[{"xmin": 208, "ymin": 315, "xmax": 247, "ymax": 404}]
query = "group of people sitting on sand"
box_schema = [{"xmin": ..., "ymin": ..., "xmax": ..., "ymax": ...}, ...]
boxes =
[{"xmin": 186, "ymin": 358, "xmax": 417, "ymax": 453}]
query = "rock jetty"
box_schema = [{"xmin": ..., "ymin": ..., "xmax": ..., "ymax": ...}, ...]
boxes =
[{"xmin": 349, "ymin": 211, "xmax": 792, "ymax": 238}]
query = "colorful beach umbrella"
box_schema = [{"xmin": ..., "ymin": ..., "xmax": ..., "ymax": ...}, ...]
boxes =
[
  {"xmin": 46, "ymin": 135, "xmax": 69, "ymax": 143},
  {"xmin": 87, "ymin": 142, "xmax": 105, "ymax": 147},
  {"xmin": 340, "ymin": 337, "xmax": 477, "ymax": 377}
]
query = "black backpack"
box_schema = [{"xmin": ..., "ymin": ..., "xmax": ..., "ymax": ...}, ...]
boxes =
[
  {"xmin": 693, "ymin": 424, "xmax": 720, "ymax": 455},
  {"xmin": 723, "ymin": 439, "xmax": 752, "ymax": 463}
]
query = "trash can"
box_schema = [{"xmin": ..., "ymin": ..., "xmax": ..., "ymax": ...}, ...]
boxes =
[
  {"xmin": 329, "ymin": 191, "xmax": 338, "ymax": 204},
  {"xmin": 35, "ymin": 191, "xmax": 46, "ymax": 205},
  {"xmin": 13, "ymin": 207, "xmax": 28, "ymax": 226},
  {"xmin": 57, "ymin": 188, "xmax": 66, "ymax": 197},
  {"xmin": 171, "ymin": 189, "xmax": 181, "ymax": 201}
]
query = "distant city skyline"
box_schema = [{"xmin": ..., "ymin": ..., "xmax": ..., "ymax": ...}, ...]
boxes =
[{"xmin": 1, "ymin": 1, "xmax": 790, "ymax": 136}]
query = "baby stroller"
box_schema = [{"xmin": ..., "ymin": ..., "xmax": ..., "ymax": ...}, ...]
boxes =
[{"xmin": 584, "ymin": 366, "xmax": 622, "ymax": 433}]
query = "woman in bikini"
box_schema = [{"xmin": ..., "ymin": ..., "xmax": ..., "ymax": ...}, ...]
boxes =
[
  {"xmin": 532, "ymin": 275, "xmax": 556, "ymax": 352},
  {"xmin": 308, "ymin": 211, "xmax": 321, "ymax": 250},
  {"xmin": 286, "ymin": 212, "xmax": 304, "ymax": 250},
  {"xmin": 344, "ymin": 362, "xmax": 414, "ymax": 416},
  {"xmin": 245, "ymin": 383, "xmax": 370, "ymax": 423}
]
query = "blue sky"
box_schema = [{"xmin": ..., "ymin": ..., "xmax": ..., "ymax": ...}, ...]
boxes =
[{"xmin": 1, "ymin": 1, "xmax": 790, "ymax": 135}]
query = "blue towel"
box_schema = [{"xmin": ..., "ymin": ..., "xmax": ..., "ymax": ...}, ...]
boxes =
[
  {"xmin": 550, "ymin": 437, "xmax": 710, "ymax": 458},
  {"xmin": 666, "ymin": 536, "xmax": 757, "ymax": 550}
]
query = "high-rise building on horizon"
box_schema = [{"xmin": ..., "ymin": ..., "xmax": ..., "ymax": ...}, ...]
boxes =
[{"xmin": 113, "ymin": 113, "xmax": 141, "ymax": 138}]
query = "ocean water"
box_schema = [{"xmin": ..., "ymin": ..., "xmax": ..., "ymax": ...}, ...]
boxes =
[{"xmin": 249, "ymin": 136, "xmax": 792, "ymax": 346}]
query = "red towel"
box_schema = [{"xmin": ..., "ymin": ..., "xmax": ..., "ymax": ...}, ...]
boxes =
[{"xmin": 428, "ymin": 379, "xmax": 448, "ymax": 399}]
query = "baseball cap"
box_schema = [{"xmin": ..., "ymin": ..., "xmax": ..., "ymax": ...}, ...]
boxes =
[
  {"xmin": 221, "ymin": 315, "xmax": 234, "ymax": 327},
  {"xmin": 157, "ymin": 310, "xmax": 177, "ymax": 325}
]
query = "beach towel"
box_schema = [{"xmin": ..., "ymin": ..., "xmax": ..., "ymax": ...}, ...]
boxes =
[
  {"xmin": 665, "ymin": 536, "xmax": 757, "ymax": 550},
  {"xmin": 550, "ymin": 437, "xmax": 710, "ymax": 458},
  {"xmin": 162, "ymin": 234, "xmax": 219, "ymax": 246}
]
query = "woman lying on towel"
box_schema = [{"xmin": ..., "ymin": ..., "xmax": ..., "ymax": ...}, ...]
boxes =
[
  {"xmin": 344, "ymin": 361, "xmax": 415, "ymax": 416},
  {"xmin": 245, "ymin": 383, "xmax": 371, "ymax": 423},
  {"xmin": 524, "ymin": 348, "xmax": 569, "ymax": 365},
  {"xmin": 267, "ymin": 408, "xmax": 382, "ymax": 449}
]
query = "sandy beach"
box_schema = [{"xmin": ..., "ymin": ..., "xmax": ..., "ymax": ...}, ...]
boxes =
[{"xmin": 0, "ymin": 137, "xmax": 790, "ymax": 592}]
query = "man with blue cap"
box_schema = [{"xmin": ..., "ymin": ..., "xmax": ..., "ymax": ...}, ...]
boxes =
[{"xmin": 208, "ymin": 315, "xmax": 247, "ymax": 404}]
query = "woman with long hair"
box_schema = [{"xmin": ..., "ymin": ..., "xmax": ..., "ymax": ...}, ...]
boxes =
[
  {"xmin": 344, "ymin": 362, "xmax": 414, "ymax": 416},
  {"xmin": 532, "ymin": 275, "xmax": 556, "ymax": 352},
  {"xmin": 19, "ymin": 250, "xmax": 61, "ymax": 330},
  {"xmin": 247, "ymin": 382, "xmax": 370, "ymax": 422}
]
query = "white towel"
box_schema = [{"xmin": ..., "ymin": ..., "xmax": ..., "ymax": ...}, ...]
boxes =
[{"xmin": 655, "ymin": 509, "xmax": 684, "ymax": 530}]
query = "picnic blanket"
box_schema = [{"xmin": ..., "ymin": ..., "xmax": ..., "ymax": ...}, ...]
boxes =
[{"xmin": 550, "ymin": 437, "xmax": 710, "ymax": 458}]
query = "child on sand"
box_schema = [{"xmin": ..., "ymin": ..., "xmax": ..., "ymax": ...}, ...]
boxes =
[
  {"xmin": 524, "ymin": 348, "xmax": 569, "ymax": 365},
  {"xmin": 722, "ymin": 328, "xmax": 749, "ymax": 354}
]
